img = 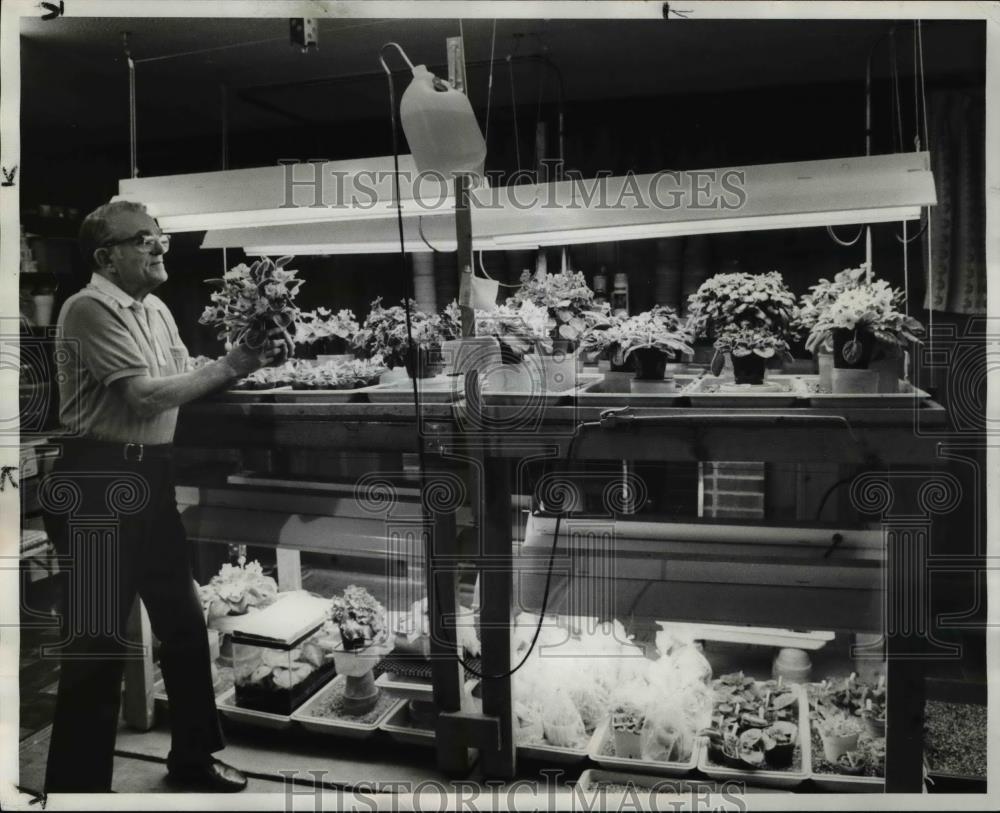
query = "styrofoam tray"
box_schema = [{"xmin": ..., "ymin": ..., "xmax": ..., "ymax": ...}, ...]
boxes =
[
  {"xmin": 798, "ymin": 376, "xmax": 933, "ymax": 408},
  {"xmin": 697, "ymin": 686, "xmax": 810, "ymax": 789},
  {"xmin": 220, "ymin": 386, "xmax": 292, "ymax": 399},
  {"xmin": 215, "ymin": 687, "xmax": 294, "ymax": 730},
  {"xmin": 290, "ymin": 675, "xmax": 405, "ymax": 738},
  {"xmin": 379, "ymin": 701, "xmax": 435, "ymax": 747},
  {"xmin": 374, "ymin": 672, "xmax": 433, "ymax": 702},
  {"xmin": 684, "ymin": 374, "xmax": 808, "ymax": 407},
  {"xmin": 360, "ymin": 376, "xmax": 464, "ymax": 404},
  {"xmin": 588, "ymin": 719, "xmax": 699, "ymax": 777},
  {"xmin": 574, "ymin": 375, "xmax": 697, "ymax": 407}
]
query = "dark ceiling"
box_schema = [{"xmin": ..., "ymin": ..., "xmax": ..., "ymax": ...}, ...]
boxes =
[{"xmin": 20, "ymin": 16, "xmax": 985, "ymax": 145}]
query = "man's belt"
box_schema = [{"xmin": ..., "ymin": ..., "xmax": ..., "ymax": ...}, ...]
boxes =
[{"xmin": 60, "ymin": 438, "xmax": 174, "ymax": 462}]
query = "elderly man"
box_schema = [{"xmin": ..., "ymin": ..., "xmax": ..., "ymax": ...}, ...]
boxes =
[{"xmin": 42, "ymin": 200, "xmax": 291, "ymax": 793}]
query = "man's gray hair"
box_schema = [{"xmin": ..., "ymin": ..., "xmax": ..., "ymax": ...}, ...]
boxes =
[{"xmin": 79, "ymin": 200, "xmax": 149, "ymax": 267}]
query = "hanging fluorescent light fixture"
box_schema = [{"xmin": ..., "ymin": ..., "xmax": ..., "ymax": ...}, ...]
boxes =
[
  {"xmin": 115, "ymin": 154, "xmax": 486, "ymax": 233},
  {"xmin": 481, "ymin": 152, "xmax": 935, "ymax": 247}
]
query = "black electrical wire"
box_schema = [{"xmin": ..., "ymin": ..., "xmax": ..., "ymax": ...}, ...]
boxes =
[{"xmin": 380, "ymin": 41, "xmax": 593, "ymax": 682}]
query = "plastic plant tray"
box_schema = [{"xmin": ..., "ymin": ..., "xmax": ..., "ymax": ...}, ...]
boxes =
[
  {"xmin": 574, "ymin": 375, "xmax": 698, "ymax": 407},
  {"xmin": 798, "ymin": 376, "xmax": 933, "ymax": 408},
  {"xmin": 360, "ymin": 376, "xmax": 464, "ymax": 404},
  {"xmin": 517, "ymin": 737, "xmax": 591, "ymax": 765},
  {"xmin": 272, "ymin": 384, "xmax": 378, "ymax": 403},
  {"xmin": 379, "ymin": 701, "xmax": 436, "ymax": 747},
  {"xmin": 480, "ymin": 372, "xmax": 602, "ymax": 406},
  {"xmin": 220, "ymin": 386, "xmax": 292, "ymax": 400},
  {"xmin": 574, "ymin": 769, "xmax": 789, "ymax": 795},
  {"xmin": 215, "ymin": 687, "xmax": 294, "ymax": 730},
  {"xmin": 697, "ymin": 686, "xmax": 811, "ymax": 789},
  {"xmin": 587, "ymin": 719, "xmax": 699, "ymax": 777},
  {"xmin": 290, "ymin": 675, "xmax": 405, "ymax": 738},
  {"xmin": 684, "ymin": 374, "xmax": 807, "ymax": 408}
]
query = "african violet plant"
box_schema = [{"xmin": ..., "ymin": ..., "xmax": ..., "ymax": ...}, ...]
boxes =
[{"xmin": 329, "ymin": 585, "xmax": 387, "ymax": 652}]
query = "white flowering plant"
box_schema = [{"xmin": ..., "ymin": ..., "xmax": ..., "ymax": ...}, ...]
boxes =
[
  {"xmin": 329, "ymin": 585, "xmax": 387, "ymax": 651},
  {"xmin": 793, "ymin": 265, "xmax": 869, "ymax": 337},
  {"xmin": 687, "ymin": 271, "xmax": 798, "ymax": 340},
  {"xmin": 475, "ymin": 301, "xmax": 554, "ymax": 361},
  {"xmin": 711, "ymin": 325, "xmax": 792, "ymax": 376},
  {"xmin": 805, "ymin": 280, "xmax": 924, "ymax": 358},
  {"xmin": 507, "ymin": 269, "xmax": 603, "ymax": 343},
  {"xmin": 578, "ymin": 312, "xmax": 628, "ymax": 362},
  {"xmin": 294, "ymin": 307, "xmax": 359, "ymax": 354},
  {"xmin": 199, "ymin": 256, "xmax": 303, "ymax": 351},
  {"xmin": 199, "ymin": 558, "xmax": 279, "ymax": 619},
  {"xmin": 614, "ymin": 306, "xmax": 695, "ymax": 363},
  {"xmin": 439, "ymin": 300, "xmax": 463, "ymax": 341},
  {"xmin": 352, "ymin": 297, "xmax": 443, "ymax": 370}
]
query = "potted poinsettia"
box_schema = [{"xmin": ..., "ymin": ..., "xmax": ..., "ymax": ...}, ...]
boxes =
[
  {"xmin": 352, "ymin": 297, "xmax": 445, "ymax": 380},
  {"xmin": 294, "ymin": 307, "xmax": 359, "ymax": 361},
  {"xmin": 614, "ymin": 306, "xmax": 694, "ymax": 393},
  {"xmin": 328, "ymin": 585, "xmax": 393, "ymax": 714},
  {"xmin": 710, "ymin": 325, "xmax": 792, "ymax": 385},
  {"xmin": 805, "ymin": 279, "xmax": 924, "ymax": 393}
]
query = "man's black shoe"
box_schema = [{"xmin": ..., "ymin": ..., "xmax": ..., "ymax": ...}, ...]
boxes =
[{"xmin": 165, "ymin": 758, "xmax": 247, "ymax": 792}]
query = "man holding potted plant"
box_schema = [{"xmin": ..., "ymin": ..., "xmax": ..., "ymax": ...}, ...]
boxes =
[{"xmin": 42, "ymin": 200, "xmax": 292, "ymax": 793}]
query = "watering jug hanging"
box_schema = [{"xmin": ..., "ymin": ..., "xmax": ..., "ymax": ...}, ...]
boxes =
[{"xmin": 400, "ymin": 65, "xmax": 487, "ymax": 180}]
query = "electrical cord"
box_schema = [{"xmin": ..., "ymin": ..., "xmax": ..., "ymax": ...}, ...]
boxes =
[{"xmin": 381, "ymin": 40, "xmax": 589, "ymax": 682}]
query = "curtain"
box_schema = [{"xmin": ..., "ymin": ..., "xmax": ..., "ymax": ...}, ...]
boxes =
[{"xmin": 922, "ymin": 89, "xmax": 986, "ymax": 315}]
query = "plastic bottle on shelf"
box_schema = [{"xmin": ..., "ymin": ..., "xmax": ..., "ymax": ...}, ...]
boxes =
[
  {"xmin": 592, "ymin": 268, "xmax": 608, "ymax": 306},
  {"xmin": 611, "ymin": 272, "xmax": 629, "ymax": 317}
]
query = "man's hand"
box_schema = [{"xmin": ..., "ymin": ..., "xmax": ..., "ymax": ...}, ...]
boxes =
[{"xmin": 222, "ymin": 326, "xmax": 294, "ymax": 378}]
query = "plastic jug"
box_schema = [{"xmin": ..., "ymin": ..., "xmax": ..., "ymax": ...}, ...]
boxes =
[{"xmin": 400, "ymin": 65, "xmax": 486, "ymax": 179}]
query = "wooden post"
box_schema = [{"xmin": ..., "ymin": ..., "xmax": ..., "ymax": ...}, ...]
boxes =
[{"xmin": 455, "ymin": 176, "xmax": 475, "ymax": 338}]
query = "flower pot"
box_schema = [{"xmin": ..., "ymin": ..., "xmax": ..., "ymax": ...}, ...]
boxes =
[
  {"xmin": 32, "ymin": 294, "xmax": 55, "ymax": 326},
  {"xmin": 817, "ymin": 349, "xmax": 834, "ymax": 390},
  {"xmin": 612, "ymin": 728, "xmax": 644, "ymax": 759},
  {"xmin": 869, "ymin": 351, "xmax": 903, "ymax": 393},
  {"xmin": 537, "ymin": 342, "xmax": 577, "ymax": 393},
  {"xmin": 406, "ymin": 346, "xmax": 445, "ymax": 379},
  {"xmin": 772, "ymin": 647, "xmax": 812, "ymax": 682},
  {"xmin": 832, "ymin": 328, "xmax": 875, "ymax": 369},
  {"xmin": 317, "ymin": 336, "xmax": 350, "ymax": 356},
  {"xmin": 731, "ymin": 353, "xmax": 766, "ymax": 385},
  {"xmin": 631, "ymin": 348, "xmax": 668, "ymax": 381},
  {"xmin": 862, "ymin": 715, "xmax": 886, "ymax": 738},
  {"xmin": 380, "ymin": 367, "xmax": 410, "ymax": 384},
  {"xmin": 831, "ymin": 368, "xmax": 878, "ymax": 394},
  {"xmin": 331, "ymin": 644, "xmax": 383, "ymax": 714},
  {"xmin": 820, "ymin": 729, "xmax": 860, "ymax": 762},
  {"xmin": 764, "ymin": 721, "xmax": 798, "ymax": 769}
]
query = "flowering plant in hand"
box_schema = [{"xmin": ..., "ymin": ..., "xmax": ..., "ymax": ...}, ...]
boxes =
[
  {"xmin": 352, "ymin": 297, "xmax": 442, "ymax": 370},
  {"xmin": 507, "ymin": 268, "xmax": 603, "ymax": 343},
  {"xmin": 329, "ymin": 585, "xmax": 387, "ymax": 651},
  {"xmin": 200, "ymin": 256, "xmax": 303, "ymax": 352},
  {"xmin": 687, "ymin": 271, "xmax": 797, "ymax": 340},
  {"xmin": 294, "ymin": 307, "xmax": 359, "ymax": 354}
]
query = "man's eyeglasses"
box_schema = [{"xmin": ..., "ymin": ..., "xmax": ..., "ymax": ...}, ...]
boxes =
[{"xmin": 102, "ymin": 232, "xmax": 171, "ymax": 253}]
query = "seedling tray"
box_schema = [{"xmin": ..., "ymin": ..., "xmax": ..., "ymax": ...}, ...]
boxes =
[
  {"xmin": 588, "ymin": 719, "xmax": 699, "ymax": 777},
  {"xmin": 290, "ymin": 675, "xmax": 404, "ymax": 738},
  {"xmin": 684, "ymin": 375, "xmax": 807, "ymax": 408}
]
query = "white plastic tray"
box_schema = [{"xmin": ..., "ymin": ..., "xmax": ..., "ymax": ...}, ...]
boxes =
[
  {"xmin": 697, "ymin": 686, "xmax": 811, "ymax": 789},
  {"xmin": 379, "ymin": 702, "xmax": 435, "ymax": 747},
  {"xmin": 683, "ymin": 375, "xmax": 808, "ymax": 408},
  {"xmin": 215, "ymin": 687, "xmax": 294, "ymax": 731},
  {"xmin": 480, "ymin": 373, "xmax": 602, "ymax": 406},
  {"xmin": 290, "ymin": 675, "xmax": 405, "ymax": 738},
  {"xmin": 272, "ymin": 385, "xmax": 376, "ymax": 403},
  {"xmin": 799, "ymin": 375, "xmax": 933, "ymax": 408},
  {"xmin": 361, "ymin": 376, "xmax": 464, "ymax": 404},
  {"xmin": 574, "ymin": 375, "xmax": 698, "ymax": 407},
  {"xmin": 575, "ymin": 769, "xmax": 790, "ymax": 795},
  {"xmin": 587, "ymin": 719, "xmax": 699, "ymax": 777}
]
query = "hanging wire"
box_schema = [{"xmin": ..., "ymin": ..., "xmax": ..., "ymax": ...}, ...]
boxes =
[
  {"xmin": 508, "ymin": 55, "xmax": 521, "ymax": 171},
  {"xmin": 916, "ymin": 21, "xmax": 934, "ymax": 349},
  {"xmin": 478, "ymin": 250, "xmax": 524, "ymax": 288},
  {"xmin": 124, "ymin": 33, "xmax": 137, "ymax": 178},
  {"xmin": 484, "ymin": 20, "xmax": 497, "ymax": 145},
  {"xmin": 418, "ymin": 216, "xmax": 447, "ymax": 252}
]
